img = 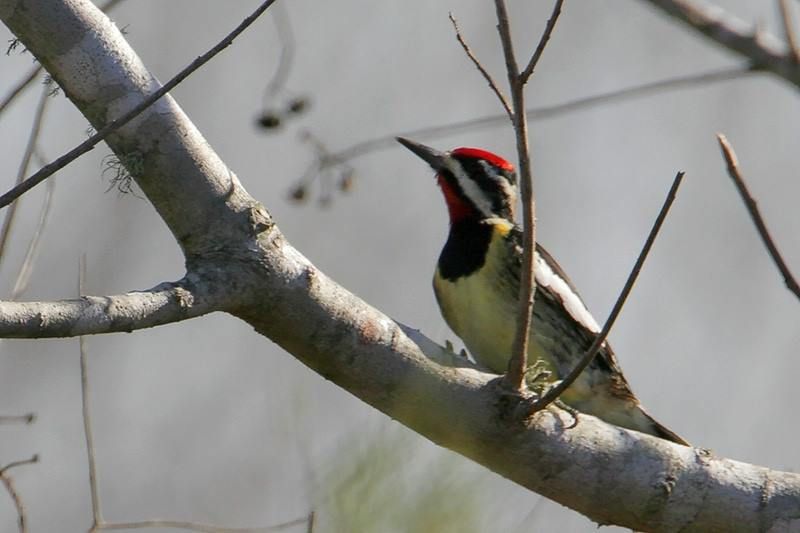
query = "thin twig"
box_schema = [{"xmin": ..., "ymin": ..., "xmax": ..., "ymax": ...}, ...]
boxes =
[
  {"xmin": 0, "ymin": 413, "xmax": 35, "ymax": 424},
  {"xmin": 96, "ymin": 515, "xmax": 311, "ymax": 532},
  {"xmin": 0, "ymin": 84, "xmax": 51, "ymax": 268},
  {"xmin": 11, "ymin": 151, "xmax": 55, "ymax": 300},
  {"xmin": 519, "ymin": 0, "xmax": 565, "ymax": 82},
  {"xmin": 778, "ymin": 0, "xmax": 800, "ymax": 63},
  {"xmin": 0, "ymin": 66, "xmax": 42, "ymax": 119},
  {"xmin": 0, "ymin": 0, "xmax": 279, "ymax": 210},
  {"xmin": 493, "ymin": 0, "xmax": 539, "ymax": 391},
  {"xmin": 528, "ymin": 171, "xmax": 685, "ymax": 414},
  {"xmin": 78, "ymin": 255, "xmax": 104, "ymax": 529},
  {"xmin": 0, "ymin": 455, "xmax": 39, "ymax": 533},
  {"xmin": 264, "ymin": 2, "xmax": 295, "ymax": 99},
  {"xmin": 448, "ymin": 12, "xmax": 513, "ymax": 118},
  {"xmin": 0, "ymin": 457, "xmax": 39, "ymax": 475},
  {"xmin": 311, "ymin": 66, "xmax": 753, "ymax": 167},
  {"xmin": 716, "ymin": 134, "xmax": 800, "ymax": 301},
  {"xmin": 99, "ymin": 0, "xmax": 127, "ymax": 15}
]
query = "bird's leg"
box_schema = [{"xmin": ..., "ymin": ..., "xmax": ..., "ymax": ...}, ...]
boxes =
[
  {"xmin": 524, "ymin": 359, "xmax": 554, "ymax": 395},
  {"xmin": 554, "ymin": 399, "xmax": 579, "ymax": 429},
  {"xmin": 444, "ymin": 339, "xmax": 469, "ymax": 359}
]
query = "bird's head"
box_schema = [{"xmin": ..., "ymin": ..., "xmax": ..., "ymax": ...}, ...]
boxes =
[{"xmin": 397, "ymin": 137, "xmax": 517, "ymax": 224}]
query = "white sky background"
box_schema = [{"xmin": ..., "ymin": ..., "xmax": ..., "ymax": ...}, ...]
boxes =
[{"xmin": 1, "ymin": 0, "xmax": 799, "ymax": 531}]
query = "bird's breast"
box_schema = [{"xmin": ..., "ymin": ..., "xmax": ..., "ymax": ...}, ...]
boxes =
[{"xmin": 433, "ymin": 220, "xmax": 552, "ymax": 373}]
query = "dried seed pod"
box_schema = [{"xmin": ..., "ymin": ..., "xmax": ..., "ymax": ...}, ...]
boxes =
[
  {"xmin": 256, "ymin": 111, "xmax": 283, "ymax": 129},
  {"xmin": 289, "ymin": 184, "xmax": 308, "ymax": 202}
]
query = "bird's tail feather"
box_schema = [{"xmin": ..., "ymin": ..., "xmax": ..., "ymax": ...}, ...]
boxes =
[{"xmin": 643, "ymin": 411, "xmax": 689, "ymax": 446}]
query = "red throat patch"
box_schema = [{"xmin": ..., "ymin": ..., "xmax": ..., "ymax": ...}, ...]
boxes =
[{"xmin": 437, "ymin": 174, "xmax": 476, "ymax": 224}]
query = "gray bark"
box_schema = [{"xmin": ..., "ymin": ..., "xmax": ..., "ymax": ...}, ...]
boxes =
[{"xmin": 1, "ymin": 1, "xmax": 799, "ymax": 531}]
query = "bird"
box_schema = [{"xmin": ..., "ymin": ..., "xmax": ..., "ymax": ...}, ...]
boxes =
[{"xmin": 397, "ymin": 136, "xmax": 688, "ymax": 445}]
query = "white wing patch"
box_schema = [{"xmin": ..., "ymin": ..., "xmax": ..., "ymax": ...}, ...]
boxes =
[{"xmin": 534, "ymin": 253, "xmax": 601, "ymax": 333}]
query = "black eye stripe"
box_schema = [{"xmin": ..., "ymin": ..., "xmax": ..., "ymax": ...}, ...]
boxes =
[
  {"xmin": 453, "ymin": 155, "xmax": 516, "ymax": 214},
  {"xmin": 458, "ymin": 157, "xmax": 515, "ymax": 187}
]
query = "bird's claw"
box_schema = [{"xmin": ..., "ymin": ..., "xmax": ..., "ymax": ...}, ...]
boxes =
[{"xmin": 444, "ymin": 339, "xmax": 469, "ymax": 360}]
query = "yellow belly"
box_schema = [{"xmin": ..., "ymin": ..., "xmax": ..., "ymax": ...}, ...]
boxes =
[
  {"xmin": 432, "ymin": 219, "xmax": 596, "ymax": 405},
  {"xmin": 433, "ymin": 221, "xmax": 555, "ymax": 375}
]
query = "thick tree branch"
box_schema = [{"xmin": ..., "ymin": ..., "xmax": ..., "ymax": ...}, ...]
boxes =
[
  {"xmin": 0, "ymin": 0, "xmax": 125, "ymax": 122},
  {"xmin": 641, "ymin": 0, "xmax": 800, "ymax": 88},
  {"xmin": 3, "ymin": 1, "xmax": 800, "ymax": 530},
  {"xmin": 0, "ymin": 0, "xmax": 277, "ymax": 259},
  {"xmin": 0, "ymin": 278, "xmax": 218, "ymax": 338}
]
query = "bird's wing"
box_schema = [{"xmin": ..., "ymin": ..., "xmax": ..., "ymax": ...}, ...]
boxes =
[{"xmin": 504, "ymin": 225, "xmax": 633, "ymax": 390}]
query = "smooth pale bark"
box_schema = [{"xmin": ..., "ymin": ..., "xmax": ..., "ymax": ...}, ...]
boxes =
[
  {"xmin": 2, "ymin": 1, "xmax": 800, "ymax": 531},
  {"xmin": 641, "ymin": 0, "xmax": 800, "ymax": 89}
]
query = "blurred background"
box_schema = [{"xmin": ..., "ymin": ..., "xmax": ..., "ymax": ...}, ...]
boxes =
[{"xmin": 1, "ymin": 1, "xmax": 798, "ymax": 531}]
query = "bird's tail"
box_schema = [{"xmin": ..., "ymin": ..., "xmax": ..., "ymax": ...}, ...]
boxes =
[
  {"xmin": 573, "ymin": 393, "xmax": 690, "ymax": 446},
  {"xmin": 623, "ymin": 404, "xmax": 689, "ymax": 446},
  {"xmin": 643, "ymin": 411, "xmax": 689, "ymax": 446}
]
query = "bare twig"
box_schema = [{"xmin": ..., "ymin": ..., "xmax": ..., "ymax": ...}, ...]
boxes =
[
  {"xmin": 264, "ymin": 2, "xmax": 295, "ymax": 99},
  {"xmin": 11, "ymin": 153, "xmax": 55, "ymax": 300},
  {"xmin": 448, "ymin": 12, "xmax": 513, "ymax": 118},
  {"xmin": 73, "ymin": 258, "xmax": 306, "ymax": 533},
  {"xmin": 492, "ymin": 0, "xmax": 552, "ymax": 391},
  {"xmin": 778, "ymin": 0, "xmax": 800, "ymax": 63},
  {"xmin": 95, "ymin": 515, "xmax": 311, "ymax": 532},
  {"xmin": 529, "ymin": 171, "xmax": 685, "ymax": 413},
  {"xmin": 0, "ymin": 455, "xmax": 39, "ymax": 533},
  {"xmin": 78, "ymin": 255, "xmax": 103, "ymax": 529},
  {"xmin": 256, "ymin": 1, "xmax": 307, "ymax": 129},
  {"xmin": 0, "ymin": 413, "xmax": 35, "ymax": 424},
  {"xmin": 448, "ymin": 0, "xmax": 564, "ymax": 392},
  {"xmin": 519, "ymin": 0, "xmax": 564, "ymax": 82},
  {"xmin": 0, "ymin": 84, "xmax": 51, "ymax": 267},
  {"xmin": 302, "ymin": 66, "xmax": 752, "ymax": 169},
  {"xmin": 0, "ymin": 0, "xmax": 279, "ymax": 210},
  {"xmin": 641, "ymin": 0, "xmax": 800, "ymax": 88},
  {"xmin": 716, "ymin": 134, "xmax": 800, "ymax": 301},
  {"xmin": 0, "ymin": 66, "xmax": 42, "ymax": 119}
]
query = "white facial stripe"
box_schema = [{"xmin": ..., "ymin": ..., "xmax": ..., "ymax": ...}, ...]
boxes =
[
  {"xmin": 534, "ymin": 252, "xmax": 601, "ymax": 333},
  {"xmin": 444, "ymin": 157, "xmax": 495, "ymax": 217},
  {"xmin": 478, "ymin": 159, "xmax": 516, "ymax": 216},
  {"xmin": 481, "ymin": 160, "xmax": 517, "ymax": 207}
]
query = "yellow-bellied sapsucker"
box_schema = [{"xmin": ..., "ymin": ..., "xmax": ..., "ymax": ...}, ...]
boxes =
[{"xmin": 398, "ymin": 137, "xmax": 687, "ymax": 445}]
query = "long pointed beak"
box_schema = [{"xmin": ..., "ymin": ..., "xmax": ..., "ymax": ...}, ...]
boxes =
[{"xmin": 396, "ymin": 137, "xmax": 449, "ymax": 171}]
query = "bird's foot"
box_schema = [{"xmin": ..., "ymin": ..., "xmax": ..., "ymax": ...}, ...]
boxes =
[
  {"xmin": 523, "ymin": 359, "xmax": 554, "ymax": 395},
  {"xmin": 444, "ymin": 339, "xmax": 469, "ymax": 359},
  {"xmin": 554, "ymin": 399, "xmax": 579, "ymax": 429}
]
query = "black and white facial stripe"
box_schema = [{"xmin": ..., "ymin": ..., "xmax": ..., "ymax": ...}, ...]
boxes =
[{"xmin": 441, "ymin": 154, "xmax": 517, "ymax": 220}]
